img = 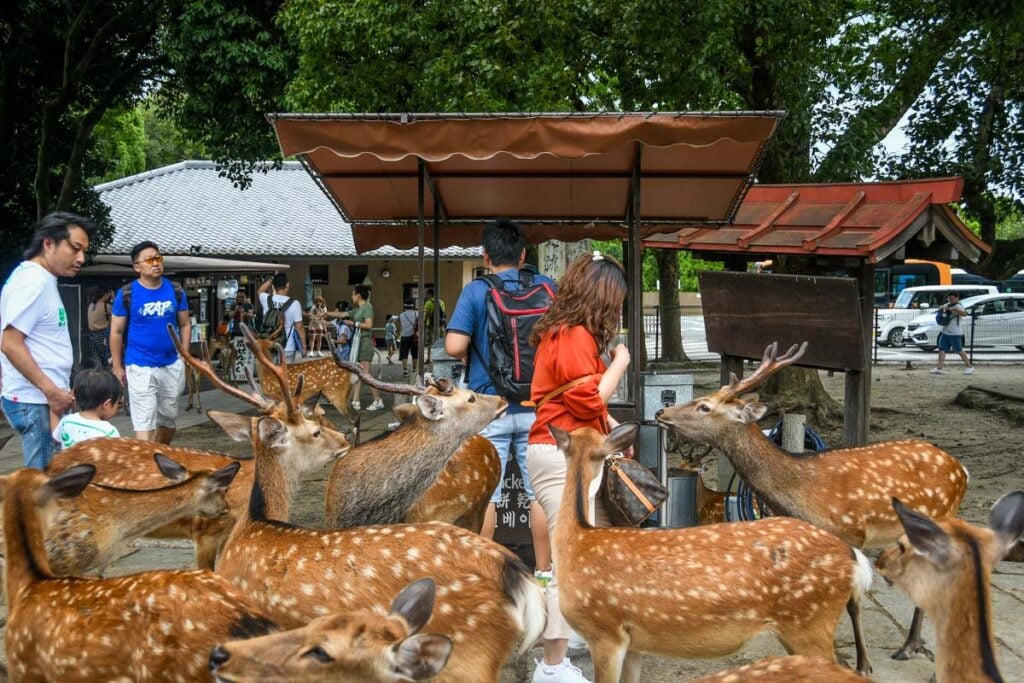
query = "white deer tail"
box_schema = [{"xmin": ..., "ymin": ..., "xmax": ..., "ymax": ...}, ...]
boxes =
[
  {"xmin": 851, "ymin": 548, "xmax": 873, "ymax": 599},
  {"xmin": 505, "ymin": 561, "xmax": 547, "ymax": 656}
]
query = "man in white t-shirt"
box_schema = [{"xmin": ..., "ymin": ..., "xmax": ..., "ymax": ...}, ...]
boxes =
[
  {"xmin": 257, "ymin": 273, "xmax": 306, "ymax": 362},
  {"xmin": 0, "ymin": 212, "xmax": 95, "ymax": 468}
]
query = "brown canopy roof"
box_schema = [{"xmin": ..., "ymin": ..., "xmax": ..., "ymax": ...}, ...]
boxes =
[
  {"xmin": 644, "ymin": 177, "xmax": 991, "ymax": 263},
  {"xmin": 268, "ymin": 112, "xmax": 784, "ymax": 253}
]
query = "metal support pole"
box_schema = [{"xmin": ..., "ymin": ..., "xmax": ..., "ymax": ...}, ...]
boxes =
[
  {"xmin": 433, "ymin": 197, "xmax": 441, "ymax": 333},
  {"xmin": 417, "ymin": 159, "xmax": 426, "ymax": 378},
  {"xmin": 627, "ymin": 145, "xmax": 643, "ymax": 419}
]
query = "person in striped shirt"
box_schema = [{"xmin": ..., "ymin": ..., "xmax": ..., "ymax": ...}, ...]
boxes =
[{"xmin": 52, "ymin": 368, "xmax": 121, "ymax": 449}]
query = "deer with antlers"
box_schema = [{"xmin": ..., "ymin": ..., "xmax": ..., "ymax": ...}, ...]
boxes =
[
  {"xmin": 550, "ymin": 422, "xmax": 874, "ymax": 681},
  {"xmin": 656, "ymin": 341, "xmax": 970, "ymax": 660},
  {"xmin": 209, "ymin": 578, "xmax": 454, "ymax": 682},
  {"xmin": 48, "ymin": 324, "xmax": 350, "ymax": 570},
  {"xmin": 2, "ymin": 464, "xmax": 280, "ymax": 682},
  {"xmin": 325, "ymin": 359, "xmax": 503, "ymax": 530},
  {"xmin": 211, "ymin": 349, "xmax": 545, "ymax": 680},
  {"xmin": 876, "ymin": 492, "xmax": 1024, "ymax": 683},
  {"xmin": 255, "ymin": 337, "xmax": 360, "ymax": 438}
]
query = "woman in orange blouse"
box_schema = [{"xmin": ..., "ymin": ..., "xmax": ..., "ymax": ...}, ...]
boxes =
[{"xmin": 526, "ymin": 252, "xmax": 629, "ymax": 682}]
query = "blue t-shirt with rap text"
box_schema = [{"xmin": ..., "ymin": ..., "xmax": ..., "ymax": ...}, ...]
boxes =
[
  {"xmin": 112, "ymin": 279, "xmax": 189, "ymax": 367},
  {"xmin": 447, "ymin": 268, "xmax": 556, "ymax": 414}
]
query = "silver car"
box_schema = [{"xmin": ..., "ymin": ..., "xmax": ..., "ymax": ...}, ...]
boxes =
[{"xmin": 907, "ymin": 293, "xmax": 1024, "ymax": 351}]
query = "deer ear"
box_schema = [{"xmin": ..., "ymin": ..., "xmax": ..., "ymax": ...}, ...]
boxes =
[
  {"xmin": 893, "ymin": 498, "xmax": 953, "ymax": 567},
  {"xmin": 989, "ymin": 490, "xmax": 1024, "ymax": 556},
  {"xmin": 257, "ymin": 417, "xmax": 289, "ymax": 448},
  {"xmin": 153, "ymin": 453, "xmax": 189, "ymax": 482},
  {"xmin": 389, "ymin": 578, "xmax": 435, "ymax": 635},
  {"xmin": 548, "ymin": 425, "xmax": 571, "ymax": 453},
  {"xmin": 205, "ymin": 462, "xmax": 241, "ymax": 492},
  {"xmin": 302, "ymin": 391, "xmax": 323, "ymax": 416},
  {"xmin": 739, "ymin": 402, "xmax": 768, "ymax": 424},
  {"xmin": 603, "ymin": 422, "xmax": 640, "ymax": 455},
  {"xmin": 416, "ymin": 395, "xmax": 445, "ymax": 421},
  {"xmin": 39, "ymin": 464, "xmax": 95, "ymax": 505},
  {"xmin": 207, "ymin": 411, "xmax": 253, "ymax": 442},
  {"xmin": 740, "ymin": 393, "xmax": 760, "ymax": 403},
  {"xmin": 390, "ymin": 634, "xmax": 453, "ymax": 681}
]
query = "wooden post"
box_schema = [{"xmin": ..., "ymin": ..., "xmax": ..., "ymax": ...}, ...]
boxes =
[
  {"xmin": 781, "ymin": 414, "xmax": 806, "ymax": 453},
  {"xmin": 843, "ymin": 262, "xmax": 874, "ymax": 446}
]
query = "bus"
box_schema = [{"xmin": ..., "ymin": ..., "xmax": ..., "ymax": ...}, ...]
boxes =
[{"xmin": 874, "ymin": 259, "xmax": 952, "ymax": 307}]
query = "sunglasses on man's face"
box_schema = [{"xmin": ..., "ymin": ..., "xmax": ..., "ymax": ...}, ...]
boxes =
[{"xmin": 136, "ymin": 255, "xmax": 163, "ymax": 266}]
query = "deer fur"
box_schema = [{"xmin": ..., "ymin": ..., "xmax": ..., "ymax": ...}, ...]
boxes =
[
  {"xmin": 876, "ymin": 492, "xmax": 1024, "ymax": 683},
  {"xmin": 2, "ymin": 465, "xmax": 279, "ymax": 682},
  {"xmin": 692, "ymin": 655, "xmax": 867, "ymax": 682},
  {"xmin": 406, "ymin": 434, "xmax": 501, "ymax": 532},
  {"xmin": 255, "ymin": 338, "xmax": 359, "ymax": 438},
  {"xmin": 325, "ymin": 388, "xmax": 506, "ymax": 528},
  {"xmin": 550, "ymin": 423, "xmax": 873, "ymax": 682},
  {"xmin": 214, "ymin": 410, "xmax": 546, "ymax": 683},
  {"xmin": 210, "ymin": 578, "xmax": 453, "ymax": 682},
  {"xmin": 656, "ymin": 341, "xmax": 969, "ymax": 658}
]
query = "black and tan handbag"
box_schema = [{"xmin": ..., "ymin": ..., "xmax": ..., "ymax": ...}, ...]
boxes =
[{"xmin": 601, "ymin": 452, "xmax": 669, "ymax": 527}]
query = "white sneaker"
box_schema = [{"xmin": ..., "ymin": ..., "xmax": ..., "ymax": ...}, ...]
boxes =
[
  {"xmin": 930, "ymin": 368, "xmax": 944, "ymax": 375},
  {"xmin": 367, "ymin": 399, "xmax": 385, "ymax": 411},
  {"xmin": 532, "ymin": 658, "xmax": 590, "ymax": 683},
  {"xmin": 351, "ymin": 401, "xmax": 362, "ymax": 410},
  {"xmin": 964, "ymin": 367, "xmax": 975, "ymax": 375}
]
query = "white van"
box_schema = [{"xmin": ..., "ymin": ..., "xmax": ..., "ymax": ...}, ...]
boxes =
[{"xmin": 875, "ymin": 284, "xmax": 998, "ymax": 347}]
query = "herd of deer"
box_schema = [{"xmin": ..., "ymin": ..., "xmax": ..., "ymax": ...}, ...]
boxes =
[{"xmin": 0, "ymin": 328, "xmax": 1019, "ymax": 682}]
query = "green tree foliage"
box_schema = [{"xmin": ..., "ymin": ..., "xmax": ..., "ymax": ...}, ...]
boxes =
[{"xmin": 89, "ymin": 107, "xmax": 147, "ymax": 184}]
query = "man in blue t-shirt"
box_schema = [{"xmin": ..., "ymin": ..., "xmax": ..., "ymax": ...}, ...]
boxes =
[
  {"xmin": 110, "ymin": 241, "xmax": 191, "ymax": 444},
  {"xmin": 445, "ymin": 218, "xmax": 556, "ymax": 553}
]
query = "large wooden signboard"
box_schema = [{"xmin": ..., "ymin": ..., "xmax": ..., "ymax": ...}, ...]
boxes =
[{"xmin": 699, "ymin": 271, "xmax": 866, "ymax": 371}]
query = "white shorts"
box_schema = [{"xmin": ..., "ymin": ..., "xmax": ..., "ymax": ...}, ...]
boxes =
[{"xmin": 126, "ymin": 359, "xmax": 185, "ymax": 432}]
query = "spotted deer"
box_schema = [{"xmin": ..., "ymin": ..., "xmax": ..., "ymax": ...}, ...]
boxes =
[
  {"xmin": 255, "ymin": 337, "xmax": 360, "ymax": 438},
  {"xmin": 325, "ymin": 360, "xmax": 504, "ymax": 530},
  {"xmin": 656, "ymin": 341, "xmax": 970, "ymax": 659},
  {"xmin": 210, "ymin": 333, "xmax": 239, "ymax": 382},
  {"xmin": 48, "ymin": 324, "xmax": 350, "ymax": 570},
  {"xmin": 876, "ymin": 492, "xmax": 1024, "ymax": 683},
  {"xmin": 692, "ymin": 655, "xmax": 867, "ymax": 682},
  {"xmin": 550, "ymin": 422, "xmax": 873, "ymax": 682},
  {"xmin": 213, "ymin": 376, "xmax": 546, "ymax": 682},
  {"xmin": 210, "ymin": 578, "xmax": 453, "ymax": 682},
  {"xmin": 2, "ymin": 465, "xmax": 279, "ymax": 682}
]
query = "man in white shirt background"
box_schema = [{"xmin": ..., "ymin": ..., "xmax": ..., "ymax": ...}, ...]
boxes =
[
  {"xmin": 0, "ymin": 212, "xmax": 94, "ymax": 468},
  {"xmin": 258, "ymin": 273, "xmax": 306, "ymax": 362}
]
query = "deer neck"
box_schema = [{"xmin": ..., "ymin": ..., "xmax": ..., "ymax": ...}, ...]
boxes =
[
  {"xmin": 3, "ymin": 486, "xmax": 54, "ymax": 602},
  {"xmin": 933, "ymin": 538, "xmax": 1003, "ymax": 683},
  {"xmin": 244, "ymin": 444, "xmax": 294, "ymax": 524},
  {"xmin": 555, "ymin": 454, "xmax": 596, "ymax": 555},
  {"xmin": 718, "ymin": 423, "xmax": 807, "ymax": 488},
  {"xmin": 87, "ymin": 479, "xmax": 210, "ymax": 539}
]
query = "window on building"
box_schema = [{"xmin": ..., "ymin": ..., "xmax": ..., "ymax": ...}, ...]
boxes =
[
  {"xmin": 309, "ymin": 264, "xmax": 329, "ymax": 285},
  {"xmin": 347, "ymin": 264, "xmax": 368, "ymax": 286}
]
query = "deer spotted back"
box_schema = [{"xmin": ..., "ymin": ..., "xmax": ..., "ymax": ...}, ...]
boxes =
[
  {"xmin": 876, "ymin": 493, "xmax": 1024, "ymax": 682},
  {"xmin": 692, "ymin": 655, "xmax": 867, "ymax": 682},
  {"xmin": 210, "ymin": 579, "xmax": 453, "ymax": 682}
]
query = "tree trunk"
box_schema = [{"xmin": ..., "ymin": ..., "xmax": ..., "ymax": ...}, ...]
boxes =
[
  {"xmin": 655, "ymin": 249, "xmax": 686, "ymax": 362},
  {"xmin": 760, "ymin": 367, "xmax": 843, "ymax": 425}
]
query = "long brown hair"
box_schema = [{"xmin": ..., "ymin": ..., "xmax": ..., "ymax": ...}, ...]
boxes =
[{"xmin": 531, "ymin": 253, "xmax": 626, "ymax": 349}]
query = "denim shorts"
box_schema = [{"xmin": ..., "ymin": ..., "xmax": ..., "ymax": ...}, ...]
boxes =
[
  {"xmin": 1, "ymin": 398, "xmax": 57, "ymax": 469},
  {"xmin": 480, "ymin": 411, "xmax": 536, "ymax": 502},
  {"xmin": 938, "ymin": 333, "xmax": 964, "ymax": 353}
]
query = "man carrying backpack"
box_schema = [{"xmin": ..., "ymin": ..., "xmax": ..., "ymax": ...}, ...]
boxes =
[
  {"xmin": 110, "ymin": 241, "xmax": 190, "ymax": 444},
  {"xmin": 445, "ymin": 218, "xmax": 557, "ymax": 575},
  {"xmin": 257, "ymin": 273, "xmax": 306, "ymax": 362},
  {"xmin": 931, "ymin": 291, "xmax": 975, "ymax": 375}
]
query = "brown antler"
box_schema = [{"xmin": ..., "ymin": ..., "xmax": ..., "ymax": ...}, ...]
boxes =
[
  {"xmin": 239, "ymin": 324, "xmax": 299, "ymax": 417},
  {"xmin": 167, "ymin": 324, "xmax": 275, "ymax": 413},
  {"xmin": 717, "ymin": 341, "xmax": 809, "ymax": 401},
  {"xmin": 331, "ymin": 356, "xmax": 425, "ymax": 396}
]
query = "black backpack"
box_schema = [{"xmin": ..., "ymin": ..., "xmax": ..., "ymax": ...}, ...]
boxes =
[
  {"xmin": 472, "ymin": 269, "xmax": 555, "ymax": 403},
  {"xmin": 935, "ymin": 307, "xmax": 954, "ymax": 326},
  {"xmin": 260, "ymin": 296, "xmax": 297, "ymax": 345}
]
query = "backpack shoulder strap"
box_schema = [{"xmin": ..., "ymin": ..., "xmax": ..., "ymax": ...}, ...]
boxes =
[
  {"xmin": 478, "ymin": 273, "xmax": 505, "ymax": 291},
  {"xmin": 120, "ymin": 283, "xmax": 134, "ymax": 318},
  {"xmin": 171, "ymin": 280, "xmax": 186, "ymax": 307},
  {"xmin": 518, "ymin": 268, "xmax": 537, "ymax": 287}
]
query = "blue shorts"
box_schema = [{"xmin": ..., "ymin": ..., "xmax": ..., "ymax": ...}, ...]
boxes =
[
  {"xmin": 938, "ymin": 333, "xmax": 964, "ymax": 353},
  {"xmin": 480, "ymin": 411, "xmax": 536, "ymax": 502}
]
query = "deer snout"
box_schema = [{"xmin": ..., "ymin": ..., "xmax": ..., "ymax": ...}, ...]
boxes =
[{"xmin": 209, "ymin": 645, "xmax": 230, "ymax": 671}]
